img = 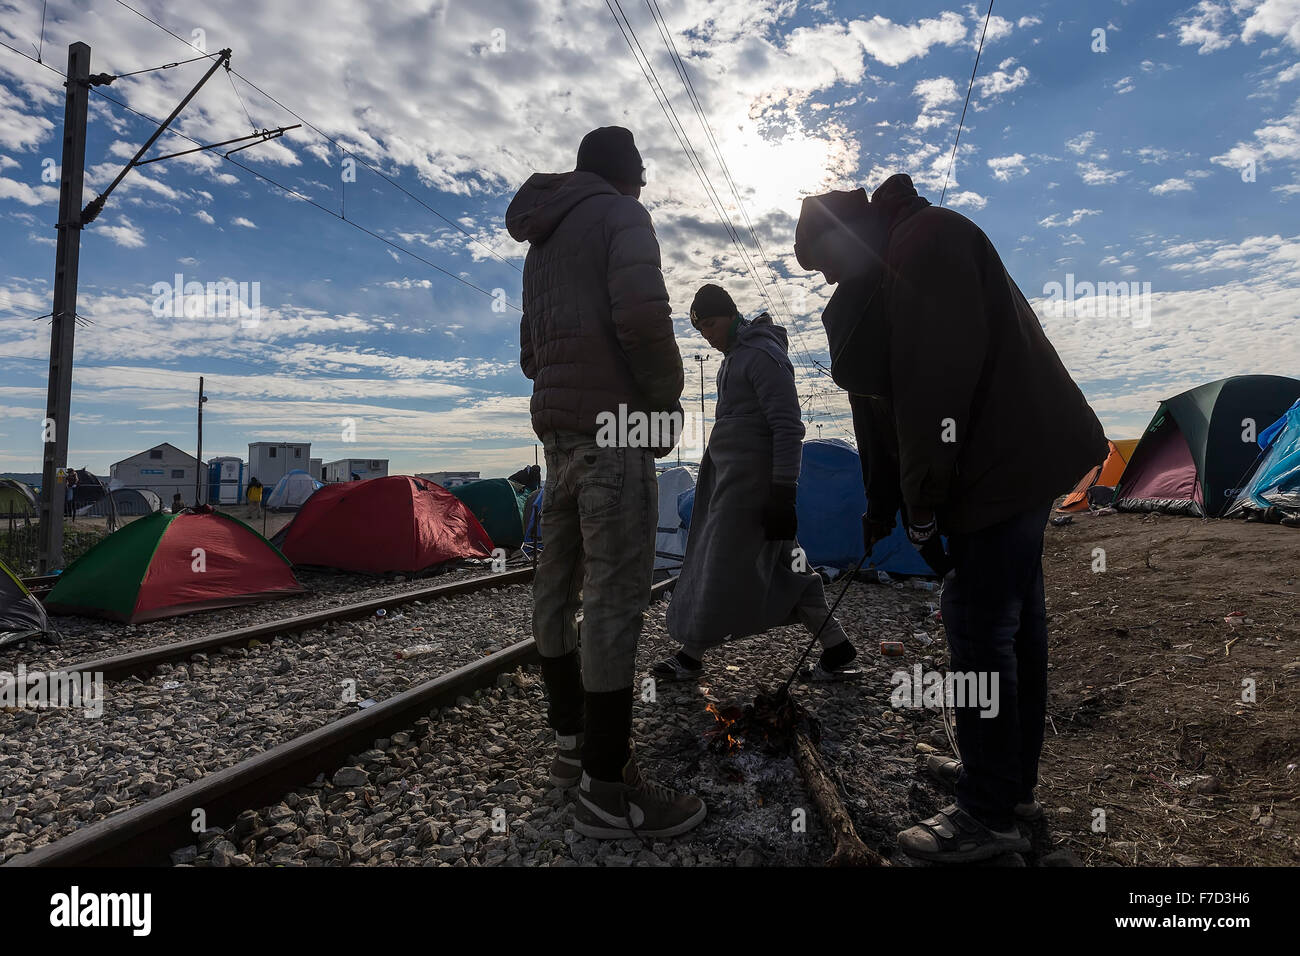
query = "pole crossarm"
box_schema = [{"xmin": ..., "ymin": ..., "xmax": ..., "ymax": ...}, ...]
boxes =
[
  {"xmin": 81, "ymin": 47, "xmax": 238, "ymax": 224},
  {"xmin": 134, "ymin": 124, "xmax": 301, "ymax": 166}
]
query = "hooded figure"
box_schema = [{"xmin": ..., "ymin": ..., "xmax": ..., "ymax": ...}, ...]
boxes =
[
  {"xmin": 796, "ymin": 173, "xmax": 1108, "ymax": 866},
  {"xmin": 655, "ymin": 286, "xmax": 857, "ymax": 680}
]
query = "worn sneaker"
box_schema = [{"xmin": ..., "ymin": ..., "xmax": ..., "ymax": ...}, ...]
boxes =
[
  {"xmin": 573, "ymin": 758, "xmax": 707, "ymax": 839},
  {"xmin": 548, "ymin": 732, "xmax": 584, "ymax": 789},
  {"xmin": 801, "ymin": 640, "xmax": 860, "ymax": 682},
  {"xmin": 651, "ymin": 651, "xmax": 703, "ymax": 682}
]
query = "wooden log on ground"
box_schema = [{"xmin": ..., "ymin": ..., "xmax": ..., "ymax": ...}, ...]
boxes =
[{"xmin": 792, "ymin": 727, "xmax": 888, "ymax": 867}]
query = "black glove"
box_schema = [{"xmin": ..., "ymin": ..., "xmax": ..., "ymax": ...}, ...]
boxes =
[
  {"xmin": 862, "ymin": 511, "xmax": 894, "ymax": 554},
  {"xmin": 761, "ymin": 483, "xmax": 798, "ymax": 541}
]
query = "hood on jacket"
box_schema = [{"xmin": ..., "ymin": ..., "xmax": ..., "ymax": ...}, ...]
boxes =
[
  {"xmin": 732, "ymin": 311, "xmax": 793, "ymax": 368},
  {"xmin": 506, "ymin": 170, "xmax": 622, "ymax": 244}
]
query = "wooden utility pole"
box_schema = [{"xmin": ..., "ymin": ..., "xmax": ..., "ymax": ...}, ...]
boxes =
[
  {"xmin": 37, "ymin": 42, "xmax": 91, "ymax": 574},
  {"xmin": 195, "ymin": 376, "xmax": 207, "ymax": 507}
]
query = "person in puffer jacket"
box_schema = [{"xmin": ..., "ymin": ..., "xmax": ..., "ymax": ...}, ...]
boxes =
[
  {"xmin": 653, "ymin": 284, "xmax": 858, "ymax": 682},
  {"xmin": 506, "ymin": 126, "xmax": 703, "ymax": 840}
]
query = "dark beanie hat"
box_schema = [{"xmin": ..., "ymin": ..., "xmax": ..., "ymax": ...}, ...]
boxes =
[
  {"xmin": 576, "ymin": 127, "xmax": 644, "ymax": 186},
  {"xmin": 793, "ymin": 187, "xmax": 871, "ymax": 270},
  {"xmin": 690, "ymin": 283, "xmax": 738, "ymax": 322}
]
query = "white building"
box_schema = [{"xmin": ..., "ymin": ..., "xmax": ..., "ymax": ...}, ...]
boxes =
[
  {"xmin": 111, "ymin": 443, "xmax": 206, "ymax": 506},
  {"xmin": 248, "ymin": 442, "xmax": 311, "ymax": 487},
  {"xmin": 418, "ymin": 470, "xmax": 479, "ymax": 488},
  {"xmin": 309, "ymin": 457, "xmax": 323, "ymax": 481},
  {"xmin": 323, "ymin": 458, "xmax": 389, "ymax": 483}
]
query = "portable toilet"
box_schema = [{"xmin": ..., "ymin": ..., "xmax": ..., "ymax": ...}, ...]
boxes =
[{"xmin": 208, "ymin": 457, "xmax": 245, "ymax": 506}]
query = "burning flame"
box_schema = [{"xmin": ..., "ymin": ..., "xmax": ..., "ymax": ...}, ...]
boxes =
[{"xmin": 705, "ymin": 702, "xmax": 743, "ymax": 752}]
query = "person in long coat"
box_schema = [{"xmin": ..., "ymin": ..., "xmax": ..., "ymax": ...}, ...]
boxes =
[{"xmin": 653, "ymin": 284, "xmax": 857, "ymax": 681}]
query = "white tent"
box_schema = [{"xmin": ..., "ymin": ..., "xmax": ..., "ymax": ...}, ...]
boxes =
[
  {"xmin": 654, "ymin": 466, "xmax": 695, "ymax": 571},
  {"xmin": 265, "ymin": 469, "xmax": 322, "ymax": 512}
]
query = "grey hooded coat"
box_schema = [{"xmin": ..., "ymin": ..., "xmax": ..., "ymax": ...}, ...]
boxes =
[{"xmin": 667, "ymin": 314, "xmax": 827, "ymax": 649}]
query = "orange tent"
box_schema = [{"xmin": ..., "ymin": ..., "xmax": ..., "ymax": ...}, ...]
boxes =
[{"xmin": 1058, "ymin": 440, "xmax": 1134, "ymax": 511}]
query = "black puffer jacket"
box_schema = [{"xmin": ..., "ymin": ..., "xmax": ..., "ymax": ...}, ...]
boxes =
[{"xmin": 506, "ymin": 171, "xmax": 684, "ymax": 448}]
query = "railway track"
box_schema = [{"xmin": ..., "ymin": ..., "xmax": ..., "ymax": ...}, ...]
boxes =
[
  {"xmin": 56, "ymin": 566, "xmax": 534, "ymax": 683},
  {"xmin": 3, "ymin": 576, "xmax": 677, "ymax": 867}
]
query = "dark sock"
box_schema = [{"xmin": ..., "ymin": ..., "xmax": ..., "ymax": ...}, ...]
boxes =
[
  {"xmin": 676, "ymin": 650, "xmax": 702, "ymax": 670},
  {"xmin": 582, "ymin": 687, "xmax": 633, "ymax": 781},
  {"xmin": 538, "ymin": 651, "xmax": 584, "ymax": 736},
  {"xmin": 821, "ymin": 639, "xmax": 856, "ymax": 670}
]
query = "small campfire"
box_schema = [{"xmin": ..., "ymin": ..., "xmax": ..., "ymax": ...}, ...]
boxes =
[
  {"xmin": 704, "ymin": 690, "xmax": 820, "ymax": 755},
  {"xmin": 703, "ymin": 687, "xmax": 886, "ymax": 867}
]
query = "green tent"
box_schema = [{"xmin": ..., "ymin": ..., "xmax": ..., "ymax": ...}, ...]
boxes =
[
  {"xmin": 448, "ymin": 479, "xmax": 528, "ymax": 550},
  {"xmin": 44, "ymin": 508, "xmax": 303, "ymax": 623},
  {"xmin": 1115, "ymin": 375, "xmax": 1300, "ymax": 517},
  {"xmin": 1, "ymin": 556, "xmax": 49, "ymax": 647},
  {"xmin": 0, "ymin": 478, "xmax": 36, "ymax": 518}
]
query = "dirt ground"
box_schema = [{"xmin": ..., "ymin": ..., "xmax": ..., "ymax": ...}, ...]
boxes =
[{"xmin": 1035, "ymin": 510, "xmax": 1300, "ymax": 865}]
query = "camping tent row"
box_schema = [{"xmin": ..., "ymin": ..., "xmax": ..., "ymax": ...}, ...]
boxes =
[
  {"xmin": 41, "ymin": 477, "xmax": 513, "ymax": 624},
  {"xmin": 1048, "ymin": 375, "xmax": 1300, "ymax": 519}
]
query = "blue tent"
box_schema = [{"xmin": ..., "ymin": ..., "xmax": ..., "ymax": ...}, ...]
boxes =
[
  {"xmin": 1225, "ymin": 398, "xmax": 1300, "ymax": 517},
  {"xmin": 677, "ymin": 438, "xmax": 935, "ymax": 575}
]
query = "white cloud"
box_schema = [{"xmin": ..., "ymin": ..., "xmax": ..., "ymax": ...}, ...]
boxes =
[
  {"xmin": 988, "ymin": 153, "xmax": 1028, "ymax": 181},
  {"xmin": 1151, "ymin": 178, "xmax": 1195, "ymax": 195},
  {"xmin": 96, "ymin": 217, "xmax": 147, "ymax": 248},
  {"xmin": 1114, "ymin": 76, "xmax": 1136, "ymax": 94},
  {"xmin": 1078, "ymin": 162, "xmax": 1128, "ymax": 185},
  {"xmin": 1066, "ymin": 131, "xmax": 1097, "ymax": 155},
  {"xmin": 1174, "ymin": 1, "xmax": 1237, "ymax": 54},
  {"xmin": 1242, "ymin": 0, "xmax": 1300, "ymax": 51},
  {"xmin": 1039, "ymin": 209, "xmax": 1102, "ymax": 228},
  {"xmin": 848, "ymin": 12, "xmax": 967, "ymax": 67},
  {"xmin": 232, "ymin": 217, "xmax": 257, "ymax": 229},
  {"xmin": 946, "ymin": 190, "xmax": 987, "ymax": 210},
  {"xmin": 195, "ymin": 210, "xmax": 215, "ymax": 225},
  {"xmin": 1017, "ymin": 16, "xmax": 1042, "ymax": 28}
]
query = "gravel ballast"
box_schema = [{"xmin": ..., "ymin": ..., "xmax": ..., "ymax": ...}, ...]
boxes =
[
  {"xmin": 161, "ymin": 576, "xmax": 1005, "ymax": 867},
  {"xmin": 0, "ymin": 579, "xmax": 534, "ymax": 862}
]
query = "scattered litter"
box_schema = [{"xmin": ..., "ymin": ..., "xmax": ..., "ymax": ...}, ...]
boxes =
[
  {"xmin": 911, "ymin": 631, "xmax": 934, "ymax": 646},
  {"xmin": 356, "ymin": 698, "xmax": 377, "ymax": 709},
  {"xmin": 375, "ymin": 609, "xmax": 387, "ymax": 618},
  {"xmin": 1224, "ymin": 611, "xmax": 1252, "ymax": 626},
  {"xmin": 161, "ymin": 680, "xmax": 180, "ymax": 691},
  {"xmin": 1050, "ymin": 515, "xmax": 1073, "ymax": 527},
  {"xmin": 879, "ymin": 640, "xmax": 905, "ymax": 657},
  {"xmin": 396, "ymin": 644, "xmax": 439, "ymax": 660},
  {"xmin": 874, "ymin": 570, "xmax": 895, "ymax": 585}
]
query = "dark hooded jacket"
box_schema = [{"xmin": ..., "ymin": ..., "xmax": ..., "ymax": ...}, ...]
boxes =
[
  {"xmin": 825, "ymin": 174, "xmax": 1108, "ymax": 534},
  {"xmin": 506, "ymin": 171, "xmax": 683, "ymax": 449}
]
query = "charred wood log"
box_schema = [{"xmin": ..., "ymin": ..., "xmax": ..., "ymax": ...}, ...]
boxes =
[{"xmin": 792, "ymin": 727, "xmax": 888, "ymax": 867}]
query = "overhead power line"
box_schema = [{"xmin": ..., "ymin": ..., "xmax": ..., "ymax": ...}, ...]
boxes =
[
  {"xmin": 110, "ymin": 0, "xmax": 519, "ymax": 274},
  {"xmin": 940, "ymin": 0, "xmax": 994, "ymax": 207}
]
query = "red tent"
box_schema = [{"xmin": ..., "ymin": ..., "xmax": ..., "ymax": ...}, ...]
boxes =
[{"xmin": 273, "ymin": 475, "xmax": 494, "ymax": 573}]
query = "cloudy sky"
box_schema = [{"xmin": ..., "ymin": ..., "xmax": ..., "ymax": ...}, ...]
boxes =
[{"xmin": 1, "ymin": 0, "xmax": 1298, "ymax": 480}]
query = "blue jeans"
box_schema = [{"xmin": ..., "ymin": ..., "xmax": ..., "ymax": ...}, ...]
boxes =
[
  {"xmin": 940, "ymin": 503, "xmax": 1052, "ymax": 830},
  {"xmin": 532, "ymin": 430, "xmax": 657, "ymax": 693}
]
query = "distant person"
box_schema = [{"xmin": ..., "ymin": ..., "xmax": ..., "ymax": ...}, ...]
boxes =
[
  {"xmin": 246, "ymin": 477, "xmax": 263, "ymax": 514},
  {"xmin": 794, "ymin": 174, "xmax": 1107, "ymax": 863},
  {"xmin": 64, "ymin": 469, "xmax": 78, "ymax": 518},
  {"xmin": 507, "ymin": 125, "xmax": 701, "ymax": 839},
  {"xmin": 654, "ymin": 284, "xmax": 857, "ymax": 681},
  {"xmin": 171, "ymin": 492, "xmax": 186, "ymax": 514}
]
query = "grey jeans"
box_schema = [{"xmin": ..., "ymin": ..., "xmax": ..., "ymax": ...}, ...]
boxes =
[{"xmin": 533, "ymin": 430, "xmax": 657, "ymax": 693}]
